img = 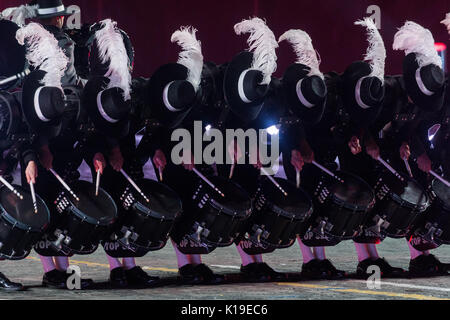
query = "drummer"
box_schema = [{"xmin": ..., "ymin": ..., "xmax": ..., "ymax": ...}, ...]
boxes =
[
  {"xmin": 369, "ymin": 21, "xmax": 448, "ymax": 276},
  {"xmin": 82, "ymin": 19, "xmax": 165, "ymax": 288}
]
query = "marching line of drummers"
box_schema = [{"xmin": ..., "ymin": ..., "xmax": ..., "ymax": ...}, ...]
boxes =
[{"xmin": 0, "ymin": 0, "xmax": 449, "ymax": 292}]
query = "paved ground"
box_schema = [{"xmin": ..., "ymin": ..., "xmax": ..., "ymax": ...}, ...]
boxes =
[
  {"xmin": 4, "ymin": 157, "xmax": 450, "ymax": 300},
  {"xmin": 0, "ymin": 238, "xmax": 449, "ymax": 300}
]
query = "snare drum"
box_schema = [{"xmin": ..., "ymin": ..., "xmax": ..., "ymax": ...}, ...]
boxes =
[
  {"xmin": 246, "ymin": 177, "xmax": 313, "ymax": 249},
  {"xmin": 173, "ymin": 176, "xmax": 252, "ymax": 248},
  {"xmin": 409, "ymin": 178, "xmax": 450, "ymax": 250},
  {"xmin": 48, "ymin": 180, "xmax": 117, "ymax": 255},
  {"xmin": 356, "ymin": 174, "xmax": 429, "ymax": 243},
  {"xmin": 299, "ymin": 171, "xmax": 375, "ymax": 244},
  {"xmin": 0, "ymin": 185, "xmax": 50, "ymax": 260},
  {"xmin": 114, "ymin": 179, "xmax": 182, "ymax": 252}
]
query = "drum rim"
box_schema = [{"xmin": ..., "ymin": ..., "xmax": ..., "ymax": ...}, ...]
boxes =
[
  {"xmin": 431, "ymin": 178, "xmax": 450, "ymax": 211},
  {"xmin": 0, "ymin": 185, "xmax": 50, "ymax": 232},
  {"xmin": 65, "ymin": 180, "xmax": 118, "ymax": 226},
  {"xmin": 388, "ymin": 176, "xmax": 429, "ymax": 211},
  {"xmin": 261, "ymin": 178, "xmax": 314, "ymax": 220},
  {"xmin": 130, "ymin": 179, "xmax": 183, "ymax": 220},
  {"xmin": 329, "ymin": 171, "xmax": 376, "ymax": 211}
]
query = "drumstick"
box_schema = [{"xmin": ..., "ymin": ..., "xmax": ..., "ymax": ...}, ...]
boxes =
[
  {"xmin": 261, "ymin": 167, "xmax": 288, "ymax": 197},
  {"xmin": 312, "ymin": 161, "xmax": 345, "ymax": 183},
  {"xmin": 376, "ymin": 157, "xmax": 404, "ymax": 182},
  {"xmin": 120, "ymin": 169, "xmax": 150, "ymax": 203},
  {"xmin": 95, "ymin": 170, "xmax": 101, "ymax": 196},
  {"xmin": 404, "ymin": 158, "xmax": 413, "ymax": 178},
  {"xmin": 229, "ymin": 163, "xmax": 236, "ymax": 179},
  {"xmin": 29, "ymin": 182, "xmax": 37, "ymax": 214},
  {"xmin": 192, "ymin": 168, "xmax": 225, "ymax": 198},
  {"xmin": 0, "ymin": 176, "xmax": 23, "ymax": 200},
  {"xmin": 296, "ymin": 169, "xmax": 300, "ymax": 189},
  {"xmin": 430, "ymin": 170, "xmax": 450, "ymax": 188},
  {"xmin": 49, "ymin": 169, "xmax": 80, "ymax": 201}
]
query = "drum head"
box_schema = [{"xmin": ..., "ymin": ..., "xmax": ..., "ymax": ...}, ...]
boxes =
[
  {"xmin": 70, "ymin": 180, "xmax": 117, "ymax": 225},
  {"xmin": 432, "ymin": 178, "xmax": 450, "ymax": 210},
  {"xmin": 0, "ymin": 185, "xmax": 49, "ymax": 232},
  {"xmin": 202, "ymin": 176, "xmax": 252, "ymax": 218},
  {"xmin": 261, "ymin": 178, "xmax": 312, "ymax": 219},
  {"xmin": 394, "ymin": 178, "xmax": 428, "ymax": 209},
  {"xmin": 133, "ymin": 179, "xmax": 182, "ymax": 220},
  {"xmin": 329, "ymin": 171, "xmax": 374, "ymax": 210}
]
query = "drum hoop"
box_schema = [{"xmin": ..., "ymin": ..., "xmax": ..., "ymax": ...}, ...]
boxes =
[
  {"xmin": 209, "ymin": 198, "xmax": 252, "ymax": 218},
  {"xmin": 268, "ymin": 201, "xmax": 313, "ymax": 220},
  {"xmin": 64, "ymin": 185, "xmax": 118, "ymax": 226},
  {"xmin": 431, "ymin": 179, "xmax": 450, "ymax": 211},
  {"xmin": 389, "ymin": 192, "xmax": 429, "ymax": 211},
  {"xmin": 133, "ymin": 201, "xmax": 180, "ymax": 221},
  {"xmin": 0, "ymin": 187, "xmax": 50, "ymax": 232}
]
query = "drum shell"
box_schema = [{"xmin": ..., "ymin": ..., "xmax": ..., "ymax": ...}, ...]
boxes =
[{"xmin": 0, "ymin": 217, "xmax": 43, "ymax": 260}]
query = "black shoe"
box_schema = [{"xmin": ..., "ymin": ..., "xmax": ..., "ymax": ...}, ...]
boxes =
[
  {"xmin": 301, "ymin": 259, "xmax": 328, "ymax": 280},
  {"xmin": 0, "ymin": 272, "xmax": 23, "ymax": 291},
  {"xmin": 193, "ymin": 264, "xmax": 226, "ymax": 285},
  {"xmin": 178, "ymin": 264, "xmax": 204, "ymax": 285},
  {"xmin": 125, "ymin": 266, "xmax": 161, "ymax": 287},
  {"xmin": 42, "ymin": 269, "xmax": 67, "ymax": 289},
  {"xmin": 357, "ymin": 258, "xmax": 405, "ymax": 279},
  {"xmin": 240, "ymin": 263, "xmax": 271, "ymax": 283},
  {"xmin": 109, "ymin": 267, "xmax": 128, "ymax": 288},
  {"xmin": 60, "ymin": 270, "xmax": 94, "ymax": 290},
  {"xmin": 409, "ymin": 254, "xmax": 449, "ymax": 277},
  {"xmin": 256, "ymin": 263, "xmax": 287, "ymax": 281},
  {"xmin": 320, "ymin": 259, "xmax": 347, "ymax": 279}
]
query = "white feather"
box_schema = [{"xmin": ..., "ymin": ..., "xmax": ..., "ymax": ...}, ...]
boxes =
[
  {"xmin": 171, "ymin": 26, "xmax": 204, "ymax": 91},
  {"xmin": 355, "ymin": 18, "xmax": 386, "ymax": 83},
  {"xmin": 94, "ymin": 19, "xmax": 132, "ymax": 100},
  {"xmin": 16, "ymin": 23, "xmax": 68, "ymax": 88},
  {"xmin": 393, "ymin": 21, "xmax": 442, "ymax": 69},
  {"xmin": 1, "ymin": 5, "xmax": 37, "ymax": 26},
  {"xmin": 278, "ymin": 29, "xmax": 323, "ymax": 79},
  {"xmin": 234, "ymin": 17, "xmax": 278, "ymax": 85},
  {"xmin": 440, "ymin": 13, "xmax": 450, "ymax": 34}
]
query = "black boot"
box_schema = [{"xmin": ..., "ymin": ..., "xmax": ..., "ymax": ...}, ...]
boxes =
[
  {"xmin": 240, "ymin": 263, "xmax": 271, "ymax": 282},
  {"xmin": 357, "ymin": 258, "xmax": 405, "ymax": 279},
  {"xmin": 193, "ymin": 264, "xmax": 226, "ymax": 285},
  {"xmin": 109, "ymin": 267, "xmax": 128, "ymax": 288},
  {"xmin": 320, "ymin": 259, "xmax": 347, "ymax": 279},
  {"xmin": 255, "ymin": 263, "xmax": 287, "ymax": 281},
  {"xmin": 61, "ymin": 270, "xmax": 94, "ymax": 290},
  {"xmin": 301, "ymin": 259, "xmax": 328, "ymax": 280},
  {"xmin": 0, "ymin": 272, "xmax": 23, "ymax": 291},
  {"xmin": 125, "ymin": 266, "xmax": 161, "ymax": 287},
  {"xmin": 42, "ymin": 269, "xmax": 67, "ymax": 289},
  {"xmin": 178, "ymin": 264, "xmax": 204, "ymax": 285},
  {"xmin": 409, "ymin": 254, "xmax": 449, "ymax": 277}
]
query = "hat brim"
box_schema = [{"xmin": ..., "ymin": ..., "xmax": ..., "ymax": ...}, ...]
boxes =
[
  {"xmin": 36, "ymin": 8, "xmax": 74, "ymax": 19},
  {"xmin": 83, "ymin": 76, "xmax": 130, "ymax": 138},
  {"xmin": 282, "ymin": 63, "xmax": 326, "ymax": 125},
  {"xmin": 224, "ymin": 51, "xmax": 264, "ymax": 122},
  {"xmin": 147, "ymin": 63, "xmax": 193, "ymax": 129},
  {"xmin": 22, "ymin": 70, "xmax": 62, "ymax": 138}
]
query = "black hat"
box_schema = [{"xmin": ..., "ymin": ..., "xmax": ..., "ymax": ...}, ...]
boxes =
[
  {"xmin": 22, "ymin": 70, "xmax": 65, "ymax": 138},
  {"xmin": 403, "ymin": 52, "xmax": 445, "ymax": 112},
  {"xmin": 32, "ymin": 0, "xmax": 72, "ymax": 19},
  {"xmin": 0, "ymin": 20, "xmax": 26, "ymax": 90},
  {"xmin": 342, "ymin": 61, "xmax": 384, "ymax": 126},
  {"xmin": 147, "ymin": 63, "xmax": 196, "ymax": 128},
  {"xmin": 83, "ymin": 76, "xmax": 131, "ymax": 138},
  {"xmin": 0, "ymin": 91, "xmax": 22, "ymax": 139},
  {"xmin": 197, "ymin": 61, "xmax": 225, "ymax": 108},
  {"xmin": 223, "ymin": 51, "xmax": 269, "ymax": 122},
  {"xmin": 282, "ymin": 63, "xmax": 327, "ymax": 125}
]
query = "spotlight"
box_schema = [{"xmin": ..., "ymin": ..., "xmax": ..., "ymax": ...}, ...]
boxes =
[{"xmin": 266, "ymin": 125, "xmax": 279, "ymax": 136}]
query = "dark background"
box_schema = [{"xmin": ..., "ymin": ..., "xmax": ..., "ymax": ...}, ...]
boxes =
[{"xmin": 1, "ymin": 0, "xmax": 450, "ymax": 78}]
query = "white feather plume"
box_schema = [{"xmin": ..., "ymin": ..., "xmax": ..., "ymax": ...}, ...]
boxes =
[
  {"xmin": 1, "ymin": 5, "xmax": 37, "ymax": 26},
  {"xmin": 234, "ymin": 17, "xmax": 278, "ymax": 85},
  {"xmin": 355, "ymin": 18, "xmax": 386, "ymax": 83},
  {"xmin": 440, "ymin": 13, "xmax": 450, "ymax": 34},
  {"xmin": 171, "ymin": 26, "xmax": 204, "ymax": 91},
  {"xmin": 278, "ymin": 29, "xmax": 323, "ymax": 79},
  {"xmin": 16, "ymin": 23, "xmax": 68, "ymax": 88},
  {"xmin": 393, "ymin": 21, "xmax": 442, "ymax": 69},
  {"xmin": 94, "ymin": 19, "xmax": 132, "ymax": 100}
]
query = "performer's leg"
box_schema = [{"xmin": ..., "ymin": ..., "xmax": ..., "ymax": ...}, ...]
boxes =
[
  {"xmin": 39, "ymin": 256, "xmax": 56, "ymax": 273},
  {"xmin": 122, "ymin": 257, "xmax": 137, "ymax": 270},
  {"xmin": 297, "ymin": 238, "xmax": 315, "ymax": 264},
  {"xmin": 107, "ymin": 255, "xmax": 123, "ymax": 271},
  {"xmin": 313, "ymin": 247, "xmax": 326, "ymax": 260},
  {"xmin": 54, "ymin": 256, "xmax": 69, "ymax": 272},
  {"xmin": 366, "ymin": 243, "xmax": 380, "ymax": 259},
  {"xmin": 354, "ymin": 243, "xmax": 371, "ymax": 262},
  {"xmin": 106, "ymin": 254, "xmax": 127, "ymax": 288},
  {"xmin": 407, "ymin": 240, "xmax": 448, "ymax": 276}
]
